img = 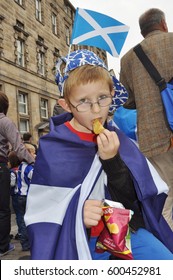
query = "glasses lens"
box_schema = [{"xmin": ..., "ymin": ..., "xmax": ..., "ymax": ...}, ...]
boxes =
[
  {"xmin": 76, "ymin": 96, "xmax": 112, "ymax": 112},
  {"xmin": 99, "ymin": 96, "xmax": 112, "ymax": 107},
  {"xmin": 76, "ymin": 102, "xmax": 91, "ymax": 112}
]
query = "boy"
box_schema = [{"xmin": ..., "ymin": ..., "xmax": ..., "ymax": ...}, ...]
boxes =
[
  {"xmin": 25, "ymin": 49, "xmax": 173, "ymax": 260},
  {"xmin": 23, "ymin": 132, "xmax": 38, "ymax": 155},
  {"xmin": 8, "ymin": 151, "xmax": 21, "ymax": 240},
  {"xmin": 17, "ymin": 144, "xmax": 35, "ymax": 251}
]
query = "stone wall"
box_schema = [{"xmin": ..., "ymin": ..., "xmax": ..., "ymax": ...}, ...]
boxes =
[{"xmin": 0, "ymin": 0, "xmax": 107, "ymax": 144}]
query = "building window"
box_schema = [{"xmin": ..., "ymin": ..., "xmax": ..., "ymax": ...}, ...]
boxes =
[
  {"xmin": 64, "ymin": 4, "xmax": 72, "ymax": 18},
  {"xmin": 38, "ymin": 35, "xmax": 44, "ymax": 44},
  {"xmin": 65, "ymin": 26, "xmax": 70, "ymax": 46},
  {"xmin": 40, "ymin": 98, "xmax": 48, "ymax": 119},
  {"xmin": 14, "ymin": 21, "xmax": 29, "ymax": 67},
  {"xmin": 16, "ymin": 20, "xmax": 24, "ymax": 30},
  {"xmin": 36, "ymin": 36, "xmax": 48, "ymax": 76},
  {"xmin": 15, "ymin": 0, "xmax": 23, "ymax": 5},
  {"xmin": 52, "ymin": 13, "xmax": 57, "ymax": 35},
  {"xmin": 18, "ymin": 92, "xmax": 28, "ymax": 114},
  {"xmin": 50, "ymin": 3, "xmax": 60, "ymax": 36},
  {"xmin": 38, "ymin": 51, "xmax": 45, "ymax": 75},
  {"xmin": 18, "ymin": 92, "xmax": 30, "ymax": 134},
  {"xmin": 16, "ymin": 38, "xmax": 24, "ymax": 67},
  {"xmin": 0, "ymin": 16, "xmax": 5, "ymax": 57},
  {"xmin": 36, "ymin": 0, "xmax": 42, "ymax": 22},
  {"xmin": 54, "ymin": 48, "xmax": 60, "ymax": 57},
  {"xmin": 52, "ymin": 48, "xmax": 60, "ymax": 74},
  {"xmin": 19, "ymin": 119, "xmax": 29, "ymax": 134}
]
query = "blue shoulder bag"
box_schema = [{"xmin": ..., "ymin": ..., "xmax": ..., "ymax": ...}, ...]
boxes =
[{"xmin": 134, "ymin": 44, "xmax": 173, "ymax": 131}]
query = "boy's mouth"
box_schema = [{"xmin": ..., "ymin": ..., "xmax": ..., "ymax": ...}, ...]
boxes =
[
  {"xmin": 92, "ymin": 117, "xmax": 102, "ymax": 124},
  {"xmin": 92, "ymin": 118, "xmax": 104, "ymax": 134}
]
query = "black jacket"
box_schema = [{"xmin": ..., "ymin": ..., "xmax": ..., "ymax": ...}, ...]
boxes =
[{"xmin": 100, "ymin": 153, "xmax": 145, "ymax": 231}]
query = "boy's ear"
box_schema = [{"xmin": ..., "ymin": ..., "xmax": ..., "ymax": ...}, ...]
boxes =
[
  {"xmin": 58, "ymin": 98, "xmax": 72, "ymax": 113},
  {"xmin": 111, "ymin": 89, "xmax": 114, "ymax": 97}
]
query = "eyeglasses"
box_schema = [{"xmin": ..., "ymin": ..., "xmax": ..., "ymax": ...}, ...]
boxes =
[{"xmin": 68, "ymin": 95, "xmax": 112, "ymax": 112}]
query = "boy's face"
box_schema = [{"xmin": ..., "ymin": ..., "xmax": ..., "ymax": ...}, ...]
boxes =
[
  {"xmin": 66, "ymin": 80, "xmax": 113, "ymax": 133},
  {"xmin": 29, "ymin": 147, "xmax": 36, "ymax": 159}
]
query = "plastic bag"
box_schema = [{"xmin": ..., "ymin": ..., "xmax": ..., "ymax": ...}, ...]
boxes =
[{"xmin": 96, "ymin": 200, "xmax": 133, "ymax": 260}]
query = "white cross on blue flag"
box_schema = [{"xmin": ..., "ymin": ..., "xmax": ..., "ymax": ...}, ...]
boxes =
[{"xmin": 71, "ymin": 8, "xmax": 130, "ymax": 57}]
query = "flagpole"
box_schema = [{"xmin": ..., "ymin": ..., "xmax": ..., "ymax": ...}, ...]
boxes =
[
  {"xmin": 64, "ymin": 44, "xmax": 72, "ymax": 74},
  {"xmin": 60, "ymin": 44, "xmax": 72, "ymax": 95}
]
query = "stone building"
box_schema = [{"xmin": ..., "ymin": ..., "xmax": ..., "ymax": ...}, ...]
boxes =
[{"xmin": 0, "ymin": 0, "xmax": 107, "ymax": 144}]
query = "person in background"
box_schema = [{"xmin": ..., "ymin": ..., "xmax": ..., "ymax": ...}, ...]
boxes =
[
  {"xmin": 17, "ymin": 143, "xmax": 35, "ymax": 251},
  {"xmin": 120, "ymin": 8, "xmax": 173, "ymax": 229},
  {"xmin": 8, "ymin": 151, "xmax": 21, "ymax": 240},
  {"xmin": 23, "ymin": 132, "xmax": 38, "ymax": 155},
  {"xmin": 53, "ymin": 99, "xmax": 65, "ymax": 116},
  {"xmin": 25, "ymin": 49, "xmax": 173, "ymax": 260},
  {"xmin": 0, "ymin": 91, "xmax": 35, "ymax": 257}
]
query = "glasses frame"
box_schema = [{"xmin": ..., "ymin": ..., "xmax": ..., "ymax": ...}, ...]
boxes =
[{"xmin": 68, "ymin": 95, "xmax": 112, "ymax": 112}]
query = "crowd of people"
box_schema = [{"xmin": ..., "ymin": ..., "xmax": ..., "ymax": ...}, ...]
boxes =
[
  {"xmin": 8, "ymin": 144, "xmax": 35, "ymax": 252},
  {"xmin": 0, "ymin": 91, "xmax": 36, "ymax": 257},
  {"xmin": 0, "ymin": 7, "xmax": 173, "ymax": 260}
]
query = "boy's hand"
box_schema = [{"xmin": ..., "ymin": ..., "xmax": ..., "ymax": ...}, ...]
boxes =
[
  {"xmin": 84, "ymin": 200, "xmax": 103, "ymax": 228},
  {"xmin": 97, "ymin": 129, "xmax": 120, "ymax": 160}
]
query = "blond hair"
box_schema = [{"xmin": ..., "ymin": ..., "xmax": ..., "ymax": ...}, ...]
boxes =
[
  {"xmin": 63, "ymin": 65, "xmax": 113, "ymax": 101},
  {"xmin": 24, "ymin": 143, "xmax": 36, "ymax": 155}
]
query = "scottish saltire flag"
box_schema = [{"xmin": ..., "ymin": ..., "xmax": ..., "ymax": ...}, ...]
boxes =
[
  {"xmin": 71, "ymin": 8, "xmax": 129, "ymax": 57},
  {"xmin": 25, "ymin": 113, "xmax": 173, "ymax": 260},
  {"xmin": 25, "ymin": 153, "xmax": 105, "ymax": 260}
]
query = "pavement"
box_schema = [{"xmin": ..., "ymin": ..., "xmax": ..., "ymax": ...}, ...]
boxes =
[{"xmin": 0, "ymin": 213, "xmax": 31, "ymax": 260}]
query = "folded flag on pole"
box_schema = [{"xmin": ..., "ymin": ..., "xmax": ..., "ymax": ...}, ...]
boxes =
[{"xmin": 70, "ymin": 8, "xmax": 129, "ymax": 57}]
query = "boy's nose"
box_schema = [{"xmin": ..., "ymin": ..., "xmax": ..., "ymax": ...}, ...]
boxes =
[{"xmin": 91, "ymin": 102, "xmax": 101, "ymax": 113}]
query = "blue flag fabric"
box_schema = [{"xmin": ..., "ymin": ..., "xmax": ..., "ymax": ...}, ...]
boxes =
[
  {"xmin": 71, "ymin": 8, "xmax": 129, "ymax": 57},
  {"xmin": 25, "ymin": 113, "xmax": 173, "ymax": 260},
  {"xmin": 113, "ymin": 107, "xmax": 137, "ymax": 140}
]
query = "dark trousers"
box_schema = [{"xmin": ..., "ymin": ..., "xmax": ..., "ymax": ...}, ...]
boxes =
[
  {"xmin": 11, "ymin": 194, "xmax": 22, "ymax": 235},
  {"xmin": 18, "ymin": 196, "xmax": 30, "ymax": 250},
  {"xmin": 0, "ymin": 163, "xmax": 11, "ymax": 252}
]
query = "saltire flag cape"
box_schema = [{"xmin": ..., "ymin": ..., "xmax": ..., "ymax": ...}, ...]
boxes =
[
  {"xmin": 70, "ymin": 8, "xmax": 129, "ymax": 57},
  {"xmin": 25, "ymin": 113, "xmax": 173, "ymax": 260}
]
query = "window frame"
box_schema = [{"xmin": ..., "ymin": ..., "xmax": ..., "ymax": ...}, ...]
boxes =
[
  {"xmin": 15, "ymin": 0, "xmax": 23, "ymax": 5},
  {"xmin": 13, "ymin": 20, "xmax": 29, "ymax": 68},
  {"xmin": 52, "ymin": 13, "xmax": 57, "ymax": 35},
  {"xmin": 19, "ymin": 119, "xmax": 29, "ymax": 134},
  {"xmin": 38, "ymin": 51, "xmax": 45, "ymax": 75},
  {"xmin": 65, "ymin": 26, "xmax": 70, "ymax": 46},
  {"xmin": 18, "ymin": 91, "xmax": 30, "ymax": 134},
  {"xmin": 18, "ymin": 92, "xmax": 28, "ymax": 115},
  {"xmin": 40, "ymin": 98, "xmax": 48, "ymax": 119},
  {"xmin": 35, "ymin": 0, "xmax": 42, "ymax": 22},
  {"xmin": 16, "ymin": 38, "xmax": 25, "ymax": 67}
]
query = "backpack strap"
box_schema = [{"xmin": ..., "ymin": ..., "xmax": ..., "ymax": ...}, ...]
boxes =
[{"xmin": 133, "ymin": 44, "xmax": 166, "ymax": 91}]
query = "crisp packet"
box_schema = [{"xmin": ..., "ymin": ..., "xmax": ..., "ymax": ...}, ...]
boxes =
[{"xmin": 96, "ymin": 200, "xmax": 134, "ymax": 260}]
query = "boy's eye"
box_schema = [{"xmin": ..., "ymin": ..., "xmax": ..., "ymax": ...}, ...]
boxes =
[
  {"xmin": 79, "ymin": 98, "xmax": 89, "ymax": 104},
  {"xmin": 99, "ymin": 94, "xmax": 109, "ymax": 100}
]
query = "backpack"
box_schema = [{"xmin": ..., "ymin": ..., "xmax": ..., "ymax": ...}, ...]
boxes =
[{"xmin": 134, "ymin": 44, "xmax": 173, "ymax": 131}]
